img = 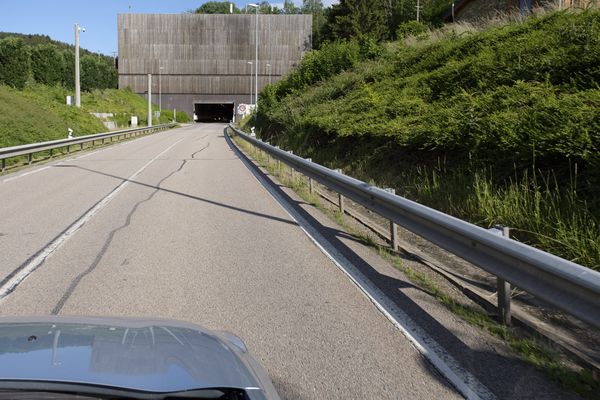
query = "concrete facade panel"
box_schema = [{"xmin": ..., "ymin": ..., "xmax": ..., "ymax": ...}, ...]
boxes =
[{"xmin": 118, "ymin": 13, "xmax": 311, "ymax": 116}]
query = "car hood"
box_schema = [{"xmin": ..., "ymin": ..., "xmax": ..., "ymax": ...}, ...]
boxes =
[{"xmin": 0, "ymin": 316, "xmax": 275, "ymax": 396}]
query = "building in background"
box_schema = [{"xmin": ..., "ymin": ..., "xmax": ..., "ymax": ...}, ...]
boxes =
[{"xmin": 118, "ymin": 13, "xmax": 311, "ymax": 121}]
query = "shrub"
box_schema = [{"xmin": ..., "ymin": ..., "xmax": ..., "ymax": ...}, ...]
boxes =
[
  {"xmin": 30, "ymin": 44, "xmax": 65, "ymax": 85},
  {"xmin": 0, "ymin": 37, "xmax": 30, "ymax": 89},
  {"xmin": 396, "ymin": 20, "xmax": 429, "ymax": 40}
]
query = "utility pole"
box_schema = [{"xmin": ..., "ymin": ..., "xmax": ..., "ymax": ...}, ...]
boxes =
[
  {"xmin": 74, "ymin": 23, "xmax": 84, "ymax": 107},
  {"xmin": 159, "ymin": 65, "xmax": 164, "ymax": 114},
  {"xmin": 147, "ymin": 74, "xmax": 152, "ymax": 127},
  {"xmin": 254, "ymin": 5, "xmax": 259, "ymax": 108},
  {"xmin": 247, "ymin": 61, "xmax": 253, "ymax": 104},
  {"xmin": 416, "ymin": 0, "xmax": 421, "ymax": 22}
]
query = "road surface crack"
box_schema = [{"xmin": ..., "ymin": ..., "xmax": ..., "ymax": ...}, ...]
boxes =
[{"xmin": 51, "ymin": 159, "xmax": 188, "ymax": 314}]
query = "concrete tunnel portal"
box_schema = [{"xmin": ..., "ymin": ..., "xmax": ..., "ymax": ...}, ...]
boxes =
[{"xmin": 194, "ymin": 102, "xmax": 235, "ymax": 123}]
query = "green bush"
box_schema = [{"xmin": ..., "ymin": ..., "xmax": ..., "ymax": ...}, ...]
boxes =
[
  {"xmin": 396, "ymin": 20, "xmax": 429, "ymax": 40},
  {"xmin": 0, "ymin": 37, "xmax": 30, "ymax": 89},
  {"xmin": 0, "ymin": 34, "xmax": 116, "ymax": 90},
  {"xmin": 30, "ymin": 44, "xmax": 65, "ymax": 85}
]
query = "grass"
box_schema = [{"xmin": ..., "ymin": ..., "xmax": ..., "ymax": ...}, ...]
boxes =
[
  {"xmin": 377, "ymin": 247, "xmax": 600, "ymax": 400},
  {"xmin": 255, "ymin": 8, "xmax": 600, "ymax": 271},
  {"xmin": 0, "ymin": 83, "xmax": 189, "ymax": 150},
  {"xmin": 0, "ymin": 83, "xmax": 187, "ymax": 172},
  {"xmin": 0, "ymin": 83, "xmax": 106, "ymax": 149},
  {"xmin": 82, "ymin": 87, "xmax": 189, "ymax": 127},
  {"xmin": 232, "ymin": 131, "xmax": 600, "ymax": 399}
]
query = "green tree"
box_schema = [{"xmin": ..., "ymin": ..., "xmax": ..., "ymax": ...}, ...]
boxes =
[
  {"xmin": 30, "ymin": 44, "xmax": 65, "ymax": 85},
  {"xmin": 302, "ymin": 0, "xmax": 326, "ymax": 48},
  {"xmin": 194, "ymin": 1, "xmax": 240, "ymax": 14},
  {"xmin": 0, "ymin": 37, "xmax": 30, "ymax": 89},
  {"xmin": 323, "ymin": 0, "xmax": 388, "ymax": 42},
  {"xmin": 80, "ymin": 55, "xmax": 117, "ymax": 91},
  {"xmin": 282, "ymin": 0, "xmax": 300, "ymax": 14},
  {"xmin": 385, "ymin": 0, "xmax": 454, "ymax": 36},
  {"xmin": 61, "ymin": 48, "xmax": 75, "ymax": 89},
  {"xmin": 259, "ymin": 2, "xmax": 280, "ymax": 14}
]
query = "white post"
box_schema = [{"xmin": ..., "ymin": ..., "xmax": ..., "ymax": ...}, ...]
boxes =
[
  {"xmin": 416, "ymin": 0, "xmax": 421, "ymax": 22},
  {"xmin": 147, "ymin": 74, "xmax": 152, "ymax": 127},
  {"xmin": 159, "ymin": 65, "xmax": 163, "ymax": 113},
  {"xmin": 255, "ymin": 7, "xmax": 259, "ymax": 107},
  {"xmin": 173, "ymin": 108, "xmax": 176, "ymax": 123},
  {"xmin": 74, "ymin": 23, "xmax": 81, "ymax": 108},
  {"xmin": 247, "ymin": 61, "xmax": 253, "ymax": 104}
]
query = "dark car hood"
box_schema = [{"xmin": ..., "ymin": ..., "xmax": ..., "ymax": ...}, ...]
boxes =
[{"xmin": 0, "ymin": 316, "xmax": 269, "ymax": 394}]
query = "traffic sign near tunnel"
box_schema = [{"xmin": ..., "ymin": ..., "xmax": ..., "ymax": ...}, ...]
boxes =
[{"xmin": 117, "ymin": 13, "xmax": 312, "ymax": 120}]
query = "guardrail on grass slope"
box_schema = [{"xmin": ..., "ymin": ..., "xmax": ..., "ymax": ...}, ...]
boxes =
[
  {"xmin": 0, "ymin": 123, "xmax": 176, "ymax": 174},
  {"xmin": 228, "ymin": 124, "xmax": 600, "ymax": 329}
]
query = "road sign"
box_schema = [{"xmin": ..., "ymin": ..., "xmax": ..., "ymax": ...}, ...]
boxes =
[{"xmin": 238, "ymin": 104, "xmax": 246, "ymax": 114}]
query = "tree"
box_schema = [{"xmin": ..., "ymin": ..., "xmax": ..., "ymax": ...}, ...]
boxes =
[
  {"xmin": 80, "ymin": 54, "xmax": 117, "ymax": 91},
  {"xmin": 61, "ymin": 49, "xmax": 75, "ymax": 89},
  {"xmin": 0, "ymin": 37, "xmax": 30, "ymax": 89},
  {"xmin": 194, "ymin": 1, "xmax": 240, "ymax": 14},
  {"xmin": 259, "ymin": 1, "xmax": 280, "ymax": 14},
  {"xmin": 281, "ymin": 0, "xmax": 300, "ymax": 14},
  {"xmin": 30, "ymin": 44, "xmax": 65, "ymax": 85},
  {"xmin": 302, "ymin": 0, "xmax": 326, "ymax": 48},
  {"xmin": 322, "ymin": 0, "xmax": 388, "ymax": 42},
  {"xmin": 384, "ymin": 0, "xmax": 454, "ymax": 37}
]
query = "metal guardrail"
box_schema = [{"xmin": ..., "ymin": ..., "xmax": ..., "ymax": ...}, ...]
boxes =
[
  {"xmin": 0, "ymin": 123, "xmax": 176, "ymax": 174},
  {"xmin": 228, "ymin": 124, "xmax": 600, "ymax": 329}
]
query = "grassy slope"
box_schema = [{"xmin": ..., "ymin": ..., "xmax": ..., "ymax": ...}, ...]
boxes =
[
  {"xmin": 257, "ymin": 10, "xmax": 600, "ymax": 269},
  {"xmin": 0, "ymin": 84, "xmax": 105, "ymax": 147},
  {"xmin": 0, "ymin": 84, "xmax": 189, "ymax": 148}
]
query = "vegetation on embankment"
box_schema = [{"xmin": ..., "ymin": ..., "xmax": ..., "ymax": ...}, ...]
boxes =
[
  {"xmin": 0, "ymin": 83, "xmax": 188, "ymax": 149},
  {"xmin": 0, "ymin": 32, "xmax": 117, "ymax": 90},
  {"xmin": 255, "ymin": 9, "xmax": 600, "ymax": 270}
]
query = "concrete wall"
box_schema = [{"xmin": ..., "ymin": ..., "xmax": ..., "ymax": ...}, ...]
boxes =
[{"xmin": 118, "ymin": 13, "xmax": 312, "ymax": 116}]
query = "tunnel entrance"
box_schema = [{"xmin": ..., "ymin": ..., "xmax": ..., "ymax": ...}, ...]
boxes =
[{"xmin": 194, "ymin": 102, "xmax": 235, "ymax": 122}]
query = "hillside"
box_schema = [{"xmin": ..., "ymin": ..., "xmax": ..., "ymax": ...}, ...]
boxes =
[
  {"xmin": 256, "ymin": 9, "xmax": 600, "ymax": 270},
  {"xmin": 0, "ymin": 31, "xmax": 114, "ymax": 63},
  {"xmin": 0, "ymin": 84, "xmax": 188, "ymax": 149}
]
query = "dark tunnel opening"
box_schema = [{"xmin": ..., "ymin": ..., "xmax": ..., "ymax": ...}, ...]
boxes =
[{"xmin": 194, "ymin": 102, "xmax": 234, "ymax": 122}]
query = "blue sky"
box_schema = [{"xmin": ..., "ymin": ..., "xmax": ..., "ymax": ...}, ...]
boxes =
[{"xmin": 0, "ymin": 1, "xmax": 338, "ymax": 55}]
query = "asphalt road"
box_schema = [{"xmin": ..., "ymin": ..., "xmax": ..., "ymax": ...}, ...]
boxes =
[{"xmin": 0, "ymin": 124, "xmax": 579, "ymax": 399}]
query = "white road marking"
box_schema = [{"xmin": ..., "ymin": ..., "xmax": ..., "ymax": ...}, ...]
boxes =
[
  {"xmin": 0, "ymin": 138, "xmax": 185, "ymax": 300},
  {"xmin": 230, "ymin": 134, "xmax": 496, "ymax": 400}
]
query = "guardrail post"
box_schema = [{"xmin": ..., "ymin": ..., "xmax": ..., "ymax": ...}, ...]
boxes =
[
  {"xmin": 335, "ymin": 169, "xmax": 345, "ymax": 213},
  {"xmin": 1, "ymin": 159, "xmax": 5, "ymax": 175},
  {"xmin": 66, "ymin": 145, "xmax": 70, "ymax": 154},
  {"xmin": 28, "ymin": 153, "xmax": 33, "ymax": 165},
  {"xmin": 385, "ymin": 188, "xmax": 398, "ymax": 250},
  {"xmin": 49, "ymin": 149, "xmax": 53, "ymax": 158},
  {"xmin": 80, "ymin": 143, "xmax": 83, "ymax": 150},
  {"xmin": 265, "ymin": 142, "xmax": 271, "ymax": 164},
  {"xmin": 497, "ymin": 226, "xmax": 512, "ymax": 326},
  {"xmin": 287, "ymin": 151, "xmax": 295, "ymax": 179},
  {"xmin": 274, "ymin": 146, "xmax": 281, "ymax": 170},
  {"xmin": 306, "ymin": 158, "xmax": 314, "ymax": 194}
]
